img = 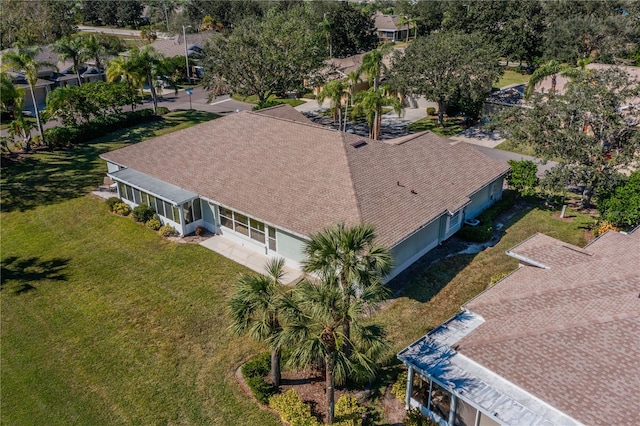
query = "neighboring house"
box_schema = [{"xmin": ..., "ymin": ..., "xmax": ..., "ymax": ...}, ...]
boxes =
[
  {"xmin": 373, "ymin": 12, "xmax": 415, "ymax": 42},
  {"xmin": 2, "ymin": 45, "xmax": 106, "ymax": 115},
  {"xmin": 147, "ymin": 32, "xmax": 213, "ymax": 59},
  {"xmin": 483, "ymin": 84, "xmax": 527, "ymax": 116},
  {"xmin": 398, "ymin": 229, "xmax": 640, "ymax": 425},
  {"xmin": 534, "ymin": 63, "xmax": 640, "ymax": 106},
  {"xmin": 100, "ymin": 104, "xmax": 508, "ymax": 278}
]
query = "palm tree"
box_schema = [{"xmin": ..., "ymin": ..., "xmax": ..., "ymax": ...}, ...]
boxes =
[
  {"xmin": 317, "ymin": 80, "xmax": 347, "ymax": 128},
  {"xmin": 106, "ymin": 56, "xmax": 144, "ymax": 111},
  {"xmin": 396, "ymin": 15, "xmax": 411, "ymax": 43},
  {"xmin": 345, "ymin": 70, "xmax": 361, "ymax": 107},
  {"xmin": 524, "ymin": 59, "xmax": 591, "ymax": 99},
  {"xmin": 228, "ymin": 258, "xmax": 288, "ymax": 387},
  {"xmin": 81, "ymin": 34, "xmax": 108, "ymax": 78},
  {"xmin": 358, "ymin": 45, "xmax": 391, "ymax": 91},
  {"xmin": 53, "ymin": 36, "xmax": 86, "ymax": 86},
  {"xmin": 352, "ymin": 86, "xmax": 404, "ymax": 140},
  {"xmin": 2, "ymin": 46, "xmax": 54, "ymax": 146},
  {"xmin": 1, "ymin": 70, "xmax": 21, "ymax": 119},
  {"xmin": 303, "ymin": 223, "xmax": 392, "ymax": 356},
  {"xmin": 8, "ymin": 95, "xmax": 37, "ymax": 152},
  {"xmin": 281, "ymin": 276, "xmax": 388, "ymax": 424},
  {"xmin": 319, "ymin": 14, "xmax": 333, "ymax": 58},
  {"xmin": 128, "ymin": 46, "xmax": 165, "ymax": 115}
]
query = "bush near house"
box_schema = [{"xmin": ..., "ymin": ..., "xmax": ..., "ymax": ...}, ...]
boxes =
[
  {"xmin": 458, "ymin": 191, "xmax": 516, "ymax": 242},
  {"xmin": 391, "ymin": 371, "xmax": 408, "ymax": 401},
  {"xmin": 132, "ymin": 204, "xmax": 155, "ymax": 223},
  {"xmin": 112, "ymin": 202, "xmax": 131, "ymax": 216},
  {"xmin": 105, "ymin": 196, "xmax": 121, "ymax": 212},
  {"xmin": 158, "ymin": 224, "xmax": 177, "ymax": 237},
  {"xmin": 506, "ymin": 160, "xmax": 539, "ymax": 197},
  {"xmin": 145, "ymin": 217, "xmax": 161, "ymax": 231},
  {"xmin": 269, "ymin": 389, "xmax": 320, "ymax": 426}
]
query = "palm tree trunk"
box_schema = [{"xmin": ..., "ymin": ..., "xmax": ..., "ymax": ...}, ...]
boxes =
[
  {"xmin": 326, "ymin": 354, "xmax": 335, "ymax": 424},
  {"xmin": 148, "ymin": 72, "xmax": 158, "ymax": 115},
  {"xmin": 550, "ymin": 75, "xmax": 557, "ymax": 98},
  {"xmin": 271, "ymin": 349, "xmax": 281, "ymax": 388},
  {"xmin": 581, "ymin": 185, "xmax": 593, "ymax": 209},
  {"xmin": 29, "ymin": 86, "xmax": 45, "ymax": 146}
]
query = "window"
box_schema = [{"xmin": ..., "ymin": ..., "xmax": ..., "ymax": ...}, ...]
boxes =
[
  {"xmin": 125, "ymin": 185, "xmax": 134, "ymax": 201},
  {"xmin": 250, "ymin": 218, "xmax": 265, "ymax": 243},
  {"xmin": 155, "ymin": 197, "xmax": 165, "ymax": 216},
  {"xmin": 268, "ymin": 227, "xmax": 276, "ymax": 251},
  {"xmin": 450, "ymin": 211, "xmax": 460, "ymax": 228},
  {"xmin": 183, "ymin": 202, "xmax": 193, "ymax": 224},
  {"xmin": 234, "ymin": 212, "xmax": 249, "ymax": 236},
  {"xmin": 133, "ymin": 188, "xmax": 141, "ymax": 204},
  {"xmin": 141, "ymin": 192, "xmax": 149, "ymax": 206},
  {"xmin": 148, "ymin": 195, "xmax": 156, "ymax": 211},
  {"xmin": 193, "ymin": 198, "xmax": 202, "ymax": 221},
  {"xmin": 164, "ymin": 200, "xmax": 174, "ymax": 221},
  {"xmin": 218, "ymin": 206, "xmax": 275, "ymax": 247},
  {"xmin": 118, "ymin": 182, "xmax": 126, "ymax": 198}
]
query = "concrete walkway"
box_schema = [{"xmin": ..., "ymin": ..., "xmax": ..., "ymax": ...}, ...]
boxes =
[{"xmin": 199, "ymin": 235, "xmax": 303, "ymax": 285}]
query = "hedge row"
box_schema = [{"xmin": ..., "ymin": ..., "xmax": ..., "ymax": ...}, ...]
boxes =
[
  {"xmin": 458, "ymin": 192, "xmax": 516, "ymax": 242},
  {"xmin": 44, "ymin": 107, "xmax": 169, "ymax": 148}
]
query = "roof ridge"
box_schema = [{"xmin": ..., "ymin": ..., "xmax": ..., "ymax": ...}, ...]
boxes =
[
  {"xmin": 247, "ymin": 108, "xmax": 330, "ymax": 130},
  {"xmin": 341, "ymin": 132, "xmax": 366, "ymax": 225}
]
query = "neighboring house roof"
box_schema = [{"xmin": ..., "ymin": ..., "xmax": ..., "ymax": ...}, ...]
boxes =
[
  {"xmin": 485, "ymin": 84, "xmax": 527, "ymax": 107},
  {"xmin": 101, "ymin": 105, "xmax": 508, "ymax": 247},
  {"xmin": 373, "ymin": 12, "xmax": 414, "ymax": 32},
  {"xmin": 399, "ymin": 229, "xmax": 640, "ymax": 425},
  {"xmin": 535, "ymin": 63, "xmax": 640, "ymax": 105},
  {"xmin": 147, "ymin": 32, "xmax": 216, "ymax": 58}
]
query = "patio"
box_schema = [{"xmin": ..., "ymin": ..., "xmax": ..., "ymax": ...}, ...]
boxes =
[{"xmin": 200, "ymin": 235, "xmax": 303, "ymax": 285}]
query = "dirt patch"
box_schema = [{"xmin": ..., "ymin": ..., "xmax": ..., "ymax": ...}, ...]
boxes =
[
  {"xmin": 167, "ymin": 230, "xmax": 215, "ymax": 244},
  {"xmin": 382, "ymin": 385, "xmax": 406, "ymax": 426}
]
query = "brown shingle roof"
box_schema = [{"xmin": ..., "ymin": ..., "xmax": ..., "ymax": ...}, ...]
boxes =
[
  {"xmin": 101, "ymin": 106, "xmax": 508, "ymax": 247},
  {"xmin": 458, "ymin": 230, "xmax": 640, "ymax": 426}
]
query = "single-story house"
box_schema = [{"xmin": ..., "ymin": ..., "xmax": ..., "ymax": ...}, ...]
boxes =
[
  {"xmin": 533, "ymin": 63, "xmax": 640, "ymax": 106},
  {"xmin": 147, "ymin": 32, "xmax": 213, "ymax": 59},
  {"xmin": 100, "ymin": 104, "xmax": 508, "ymax": 278},
  {"xmin": 374, "ymin": 12, "xmax": 415, "ymax": 42},
  {"xmin": 398, "ymin": 228, "xmax": 640, "ymax": 425}
]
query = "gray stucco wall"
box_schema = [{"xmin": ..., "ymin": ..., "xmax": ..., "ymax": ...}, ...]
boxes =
[
  {"xmin": 276, "ymin": 229, "xmax": 307, "ymax": 264},
  {"xmin": 465, "ymin": 177, "xmax": 504, "ymax": 220},
  {"xmin": 201, "ymin": 200, "xmax": 217, "ymax": 233},
  {"xmin": 389, "ymin": 218, "xmax": 441, "ymax": 279}
]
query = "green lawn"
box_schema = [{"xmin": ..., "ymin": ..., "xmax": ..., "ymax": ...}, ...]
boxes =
[
  {"xmin": 2, "ymin": 110, "xmax": 280, "ymax": 425},
  {"xmin": 407, "ymin": 117, "xmax": 464, "ymax": 137},
  {"xmin": 2, "ymin": 108, "xmax": 595, "ymax": 424},
  {"xmin": 494, "ymin": 69, "xmax": 531, "ymax": 89}
]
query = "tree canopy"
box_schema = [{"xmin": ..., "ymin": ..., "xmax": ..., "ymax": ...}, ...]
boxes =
[
  {"xmin": 201, "ymin": 6, "xmax": 323, "ymax": 103},
  {"xmin": 390, "ymin": 31, "xmax": 502, "ymax": 125},
  {"xmin": 491, "ymin": 67, "xmax": 640, "ymax": 208}
]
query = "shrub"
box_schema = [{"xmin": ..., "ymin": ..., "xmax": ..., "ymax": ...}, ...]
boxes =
[
  {"xmin": 145, "ymin": 217, "xmax": 161, "ymax": 231},
  {"xmin": 506, "ymin": 160, "xmax": 539, "ymax": 196},
  {"xmin": 241, "ymin": 353, "xmax": 271, "ymax": 378},
  {"xmin": 458, "ymin": 223, "xmax": 493, "ymax": 242},
  {"xmin": 391, "ymin": 371, "xmax": 407, "ymax": 401},
  {"xmin": 158, "ymin": 224, "xmax": 177, "ymax": 237},
  {"xmin": 132, "ymin": 204, "xmax": 155, "ymax": 223},
  {"xmin": 253, "ymin": 99, "xmax": 282, "ymax": 111},
  {"xmin": 594, "ymin": 221, "xmax": 619, "ymax": 237},
  {"xmin": 426, "ymin": 107, "xmax": 436, "ymax": 116},
  {"xmin": 195, "ymin": 225, "xmax": 206, "ymax": 236},
  {"xmin": 404, "ymin": 408, "xmax": 438, "ymax": 426},
  {"xmin": 106, "ymin": 197, "xmax": 121, "ymax": 212},
  {"xmin": 156, "ymin": 106, "xmax": 169, "ymax": 115},
  {"xmin": 269, "ymin": 389, "xmax": 320, "ymax": 426},
  {"xmin": 334, "ymin": 394, "xmax": 366, "ymax": 426},
  {"xmin": 596, "ymin": 170, "xmax": 640, "ymax": 229},
  {"xmin": 241, "ymin": 353, "xmax": 276, "ymax": 404},
  {"xmin": 112, "ymin": 202, "xmax": 131, "ymax": 216}
]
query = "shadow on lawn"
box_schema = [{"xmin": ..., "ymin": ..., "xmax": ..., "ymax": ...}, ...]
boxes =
[
  {"xmin": 0, "ymin": 144, "xmax": 110, "ymax": 213},
  {"xmin": 1, "ymin": 111, "xmax": 218, "ymax": 213},
  {"xmin": 1, "ymin": 256, "xmax": 69, "ymax": 294}
]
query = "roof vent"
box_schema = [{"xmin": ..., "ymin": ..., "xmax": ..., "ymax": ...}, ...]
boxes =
[{"xmin": 350, "ymin": 140, "xmax": 368, "ymax": 149}]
